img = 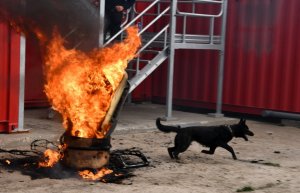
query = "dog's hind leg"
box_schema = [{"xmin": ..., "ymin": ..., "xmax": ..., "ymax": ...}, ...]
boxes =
[
  {"xmin": 168, "ymin": 147, "xmax": 175, "ymax": 159},
  {"xmin": 220, "ymin": 144, "xmax": 237, "ymax": 160},
  {"xmin": 201, "ymin": 146, "xmax": 217, "ymax": 155},
  {"xmin": 172, "ymin": 146, "xmax": 189, "ymax": 159},
  {"xmin": 172, "ymin": 133, "xmax": 192, "ymax": 159}
]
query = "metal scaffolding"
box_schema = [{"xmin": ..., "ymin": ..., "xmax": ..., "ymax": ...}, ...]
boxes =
[{"xmin": 99, "ymin": 0, "xmax": 228, "ymax": 119}]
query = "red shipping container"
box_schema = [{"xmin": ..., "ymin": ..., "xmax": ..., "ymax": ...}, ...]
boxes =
[
  {"xmin": 25, "ymin": 35, "xmax": 48, "ymax": 107},
  {"xmin": 150, "ymin": 0, "xmax": 300, "ymax": 115},
  {"xmin": 21, "ymin": 0, "xmax": 300, "ymax": 115},
  {"xmin": 0, "ymin": 22, "xmax": 20, "ymax": 133}
]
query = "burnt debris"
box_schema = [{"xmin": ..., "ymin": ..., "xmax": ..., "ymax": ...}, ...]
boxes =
[{"xmin": 0, "ymin": 139, "xmax": 149, "ymax": 183}]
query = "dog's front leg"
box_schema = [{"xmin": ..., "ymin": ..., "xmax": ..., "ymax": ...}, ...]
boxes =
[
  {"xmin": 220, "ymin": 144, "xmax": 237, "ymax": 160},
  {"xmin": 201, "ymin": 146, "xmax": 216, "ymax": 155}
]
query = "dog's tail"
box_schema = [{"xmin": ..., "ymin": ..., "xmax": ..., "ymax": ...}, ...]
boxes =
[{"xmin": 156, "ymin": 118, "xmax": 180, "ymax": 133}]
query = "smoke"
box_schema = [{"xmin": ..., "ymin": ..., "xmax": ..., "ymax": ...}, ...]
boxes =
[{"xmin": 0, "ymin": 0, "xmax": 101, "ymax": 51}]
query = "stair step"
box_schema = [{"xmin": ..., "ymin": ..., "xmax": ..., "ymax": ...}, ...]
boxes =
[
  {"xmin": 128, "ymin": 48, "xmax": 169, "ymax": 92},
  {"xmin": 142, "ymin": 32, "xmax": 221, "ymax": 46},
  {"xmin": 130, "ymin": 59, "xmax": 151, "ymax": 63}
]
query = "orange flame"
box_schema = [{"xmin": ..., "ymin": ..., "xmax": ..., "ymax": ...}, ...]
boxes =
[
  {"xmin": 5, "ymin": 160, "xmax": 11, "ymax": 165},
  {"xmin": 44, "ymin": 26, "xmax": 141, "ymax": 138},
  {"xmin": 38, "ymin": 149, "xmax": 62, "ymax": 167},
  {"xmin": 78, "ymin": 168, "xmax": 114, "ymax": 181}
]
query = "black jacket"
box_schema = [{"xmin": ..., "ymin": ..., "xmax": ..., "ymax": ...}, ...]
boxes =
[{"xmin": 105, "ymin": 0, "xmax": 136, "ymax": 11}]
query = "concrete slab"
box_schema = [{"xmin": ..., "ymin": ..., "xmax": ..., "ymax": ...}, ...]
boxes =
[{"xmin": 116, "ymin": 103, "xmax": 236, "ymax": 131}]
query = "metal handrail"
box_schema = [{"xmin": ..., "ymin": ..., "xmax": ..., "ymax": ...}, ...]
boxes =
[
  {"xmin": 103, "ymin": 0, "xmax": 171, "ymax": 77},
  {"xmin": 137, "ymin": 24, "xmax": 169, "ymax": 55},
  {"xmin": 133, "ymin": 0, "xmax": 170, "ymax": 16},
  {"xmin": 121, "ymin": 8, "xmax": 132, "ymax": 28},
  {"xmin": 139, "ymin": 7, "xmax": 170, "ymax": 34},
  {"xmin": 176, "ymin": 10, "xmax": 223, "ymax": 18},
  {"xmin": 184, "ymin": 0, "xmax": 223, "ymax": 3},
  {"xmin": 132, "ymin": 24, "xmax": 169, "ymax": 75},
  {"xmin": 104, "ymin": 0, "xmax": 163, "ymax": 46},
  {"xmin": 177, "ymin": 0, "xmax": 224, "ymax": 18},
  {"xmin": 132, "ymin": 0, "xmax": 223, "ymax": 18}
]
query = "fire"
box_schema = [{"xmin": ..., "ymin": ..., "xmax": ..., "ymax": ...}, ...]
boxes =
[
  {"xmin": 44, "ymin": 26, "xmax": 141, "ymax": 138},
  {"xmin": 1, "ymin": 4, "xmax": 141, "ymax": 181},
  {"xmin": 38, "ymin": 143, "xmax": 66, "ymax": 168},
  {"xmin": 38, "ymin": 149, "xmax": 62, "ymax": 167},
  {"xmin": 78, "ymin": 168, "xmax": 113, "ymax": 181}
]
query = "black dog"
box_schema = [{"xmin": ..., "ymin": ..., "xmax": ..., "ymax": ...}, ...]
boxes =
[{"xmin": 156, "ymin": 118, "xmax": 254, "ymax": 160}]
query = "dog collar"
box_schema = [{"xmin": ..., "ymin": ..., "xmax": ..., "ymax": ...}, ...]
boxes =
[{"xmin": 226, "ymin": 125, "xmax": 234, "ymax": 137}]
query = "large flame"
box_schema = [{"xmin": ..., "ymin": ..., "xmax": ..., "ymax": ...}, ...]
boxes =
[
  {"xmin": 1, "ymin": 4, "xmax": 141, "ymax": 181},
  {"xmin": 44, "ymin": 26, "xmax": 141, "ymax": 138}
]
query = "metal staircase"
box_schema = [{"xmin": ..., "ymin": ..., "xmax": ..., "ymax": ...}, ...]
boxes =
[{"xmin": 100, "ymin": 0, "xmax": 228, "ymax": 118}]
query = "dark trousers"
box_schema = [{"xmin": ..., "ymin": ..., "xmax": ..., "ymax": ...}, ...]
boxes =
[{"xmin": 105, "ymin": 10, "xmax": 124, "ymax": 40}]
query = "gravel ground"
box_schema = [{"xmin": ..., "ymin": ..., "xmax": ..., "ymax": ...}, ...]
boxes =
[{"xmin": 0, "ymin": 106, "xmax": 300, "ymax": 193}]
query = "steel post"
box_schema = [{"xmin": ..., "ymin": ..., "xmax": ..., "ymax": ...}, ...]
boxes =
[
  {"xmin": 15, "ymin": 34, "xmax": 26, "ymax": 131},
  {"xmin": 99, "ymin": 0, "xmax": 105, "ymax": 47},
  {"xmin": 165, "ymin": 0, "xmax": 177, "ymax": 120},
  {"xmin": 214, "ymin": 0, "xmax": 228, "ymax": 117}
]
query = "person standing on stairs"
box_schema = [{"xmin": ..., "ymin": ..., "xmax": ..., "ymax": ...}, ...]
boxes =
[{"xmin": 93, "ymin": 0, "xmax": 136, "ymax": 41}]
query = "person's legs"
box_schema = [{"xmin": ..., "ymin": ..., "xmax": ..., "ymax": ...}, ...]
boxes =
[
  {"xmin": 107, "ymin": 11, "xmax": 123, "ymax": 40},
  {"xmin": 104, "ymin": 13, "xmax": 111, "ymax": 41}
]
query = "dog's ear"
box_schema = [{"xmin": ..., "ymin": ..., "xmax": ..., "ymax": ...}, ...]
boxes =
[{"xmin": 239, "ymin": 118, "xmax": 246, "ymax": 124}]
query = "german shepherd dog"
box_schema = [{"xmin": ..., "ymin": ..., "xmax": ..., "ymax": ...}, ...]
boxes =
[{"xmin": 156, "ymin": 118, "xmax": 254, "ymax": 160}]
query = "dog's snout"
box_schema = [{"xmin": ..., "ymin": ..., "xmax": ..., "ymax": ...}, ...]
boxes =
[{"xmin": 247, "ymin": 131, "xmax": 254, "ymax": 136}]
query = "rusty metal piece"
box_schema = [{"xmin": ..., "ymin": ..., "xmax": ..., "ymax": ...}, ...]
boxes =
[
  {"xmin": 61, "ymin": 135, "xmax": 111, "ymax": 169},
  {"xmin": 60, "ymin": 134, "xmax": 111, "ymax": 150},
  {"xmin": 60, "ymin": 134, "xmax": 111, "ymax": 169},
  {"xmin": 63, "ymin": 148, "xmax": 110, "ymax": 169}
]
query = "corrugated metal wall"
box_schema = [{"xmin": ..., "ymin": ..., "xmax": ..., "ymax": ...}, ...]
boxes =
[
  {"xmin": 142, "ymin": 0, "xmax": 300, "ymax": 115},
  {"xmin": 221, "ymin": 0, "xmax": 300, "ymax": 114},
  {"xmin": 25, "ymin": 36, "xmax": 48, "ymax": 107},
  {"xmin": 0, "ymin": 22, "xmax": 20, "ymax": 132}
]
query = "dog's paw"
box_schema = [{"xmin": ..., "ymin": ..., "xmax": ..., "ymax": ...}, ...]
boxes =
[{"xmin": 168, "ymin": 149, "xmax": 174, "ymax": 159}]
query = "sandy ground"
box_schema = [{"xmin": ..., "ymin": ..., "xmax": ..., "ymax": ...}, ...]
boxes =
[{"xmin": 0, "ymin": 106, "xmax": 300, "ymax": 193}]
